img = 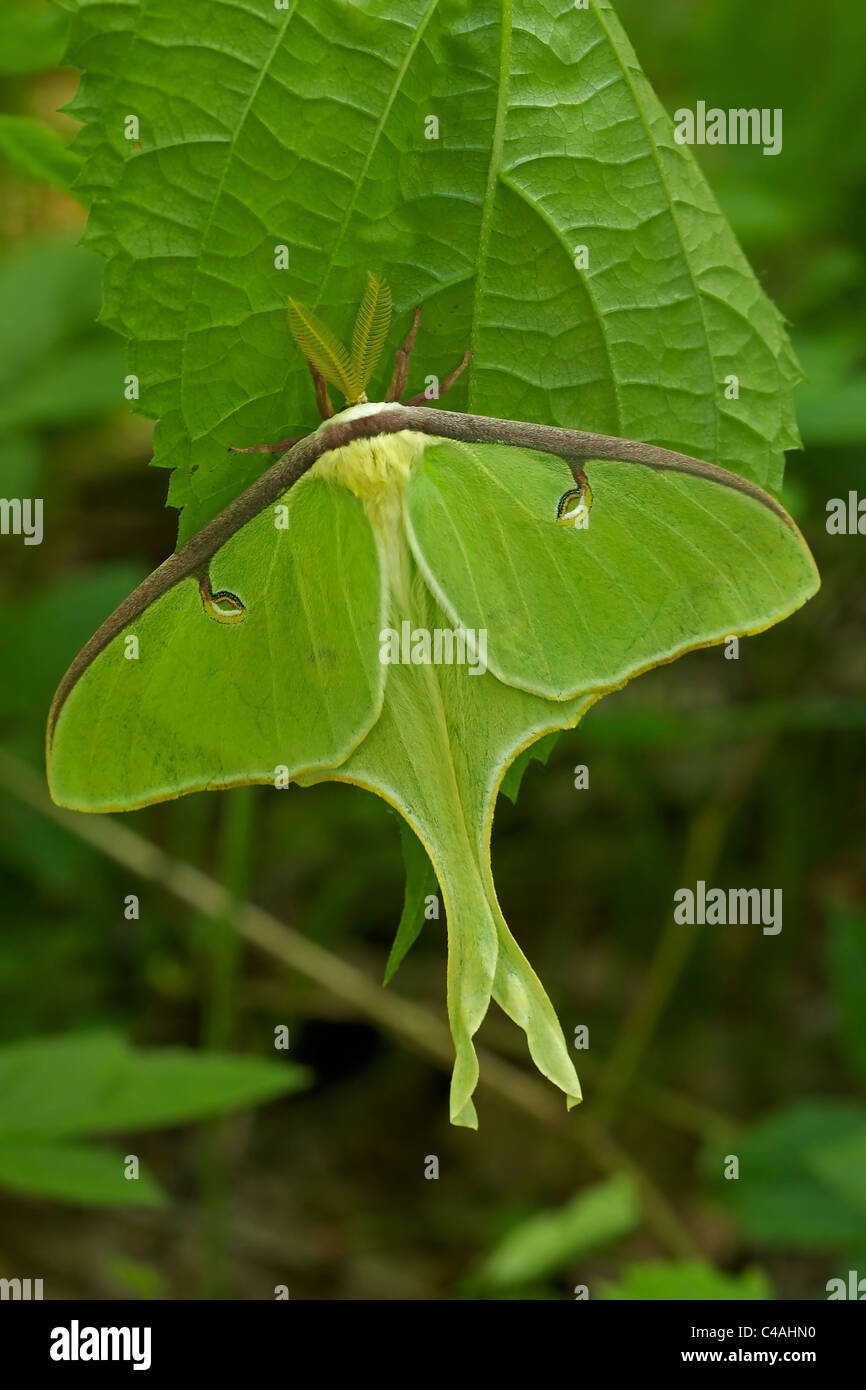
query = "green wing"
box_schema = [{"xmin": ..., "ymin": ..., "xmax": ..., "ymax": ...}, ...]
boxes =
[
  {"xmin": 300, "ymin": 575, "xmax": 593, "ymax": 1127},
  {"xmin": 48, "ymin": 475, "xmax": 386, "ymax": 811},
  {"xmin": 405, "ymin": 440, "xmax": 820, "ymax": 701}
]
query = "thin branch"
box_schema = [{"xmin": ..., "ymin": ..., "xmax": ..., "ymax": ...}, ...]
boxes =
[{"xmin": 47, "ymin": 402, "xmax": 801, "ymax": 737}]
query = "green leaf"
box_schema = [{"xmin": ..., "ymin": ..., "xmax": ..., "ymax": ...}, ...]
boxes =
[
  {"xmin": 827, "ymin": 903, "xmax": 866, "ymax": 1089},
  {"xmin": 0, "ymin": 1033, "xmax": 311, "ymax": 1139},
  {"xmin": 383, "ymin": 818, "xmax": 439, "ymax": 985},
  {"xmin": 0, "ymin": 238, "xmax": 104, "ymax": 388},
  {"xmin": 0, "ymin": 3, "xmax": 70, "ymax": 75},
  {"xmin": 0, "ymin": 433, "xmax": 42, "ymax": 499},
  {"xmin": 707, "ymin": 1102, "xmax": 866, "ymax": 1250},
  {"xmin": 106, "ymin": 1256, "xmax": 164, "ymax": 1299},
  {"xmin": 61, "ymin": 0, "xmax": 801, "ymax": 543},
  {"xmin": 0, "ymin": 564, "xmax": 144, "ymax": 725},
  {"xmin": 476, "ymin": 1175, "xmax": 640, "ymax": 1287},
  {"xmin": 793, "ymin": 335, "xmax": 866, "ymax": 447},
  {"xmin": 0, "ymin": 1033, "xmax": 126, "ymax": 1138},
  {"xmin": 601, "ymin": 1260, "xmax": 771, "ymax": 1301},
  {"xmin": 0, "ymin": 339, "xmax": 126, "ymax": 432},
  {"xmin": 0, "ymin": 1142, "xmax": 165, "ymax": 1208},
  {"xmin": 406, "ymin": 441, "xmax": 818, "ymax": 700},
  {"xmin": 0, "ymin": 238, "xmax": 125, "ymax": 432},
  {"xmin": 0, "ymin": 114, "xmax": 81, "ymax": 193},
  {"xmin": 807, "ymin": 1128, "xmax": 866, "ymax": 1215},
  {"xmin": 60, "ymin": 1051, "xmax": 310, "ymax": 1136}
]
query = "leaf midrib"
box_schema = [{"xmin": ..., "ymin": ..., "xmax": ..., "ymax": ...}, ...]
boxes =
[
  {"xmin": 589, "ymin": 0, "xmax": 719, "ymax": 461},
  {"xmin": 467, "ymin": 0, "xmax": 512, "ymax": 412},
  {"xmin": 178, "ymin": 0, "xmax": 299, "ymax": 429},
  {"xmin": 466, "ymin": 0, "xmax": 719, "ymax": 452},
  {"xmin": 314, "ymin": 0, "xmax": 443, "ymax": 311}
]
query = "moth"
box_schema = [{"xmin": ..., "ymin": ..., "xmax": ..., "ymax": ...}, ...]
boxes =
[{"xmin": 47, "ymin": 273, "xmax": 819, "ymax": 1127}]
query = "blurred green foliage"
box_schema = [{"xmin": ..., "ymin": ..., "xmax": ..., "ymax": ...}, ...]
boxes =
[
  {"xmin": 704, "ymin": 1102, "xmax": 866, "ymax": 1249},
  {"xmin": 602, "ymin": 1261, "xmax": 771, "ymax": 1301},
  {"xmin": 472, "ymin": 1175, "xmax": 640, "ymax": 1291},
  {"xmin": 0, "ymin": 1033, "xmax": 309, "ymax": 1207},
  {"xmin": 0, "ymin": 0, "xmax": 864, "ymax": 1299}
]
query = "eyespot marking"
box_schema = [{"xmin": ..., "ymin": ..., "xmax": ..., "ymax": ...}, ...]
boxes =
[
  {"xmin": 556, "ymin": 476, "xmax": 593, "ymax": 529},
  {"xmin": 198, "ymin": 574, "xmax": 246, "ymax": 624}
]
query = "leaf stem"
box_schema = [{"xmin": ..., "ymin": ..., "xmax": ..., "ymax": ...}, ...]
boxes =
[{"xmin": 198, "ymin": 785, "xmax": 256, "ymax": 1298}]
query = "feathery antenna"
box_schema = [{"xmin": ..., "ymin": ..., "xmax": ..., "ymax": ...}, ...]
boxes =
[
  {"xmin": 287, "ymin": 298, "xmax": 362, "ymax": 404},
  {"xmin": 287, "ymin": 273, "xmax": 393, "ymax": 409},
  {"xmin": 351, "ymin": 272, "xmax": 392, "ymax": 393}
]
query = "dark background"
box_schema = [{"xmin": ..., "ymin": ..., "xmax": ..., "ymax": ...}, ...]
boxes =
[{"xmin": 0, "ymin": 0, "xmax": 864, "ymax": 1299}]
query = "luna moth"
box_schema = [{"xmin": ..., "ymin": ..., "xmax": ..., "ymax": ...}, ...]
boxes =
[{"xmin": 47, "ymin": 273, "xmax": 819, "ymax": 1128}]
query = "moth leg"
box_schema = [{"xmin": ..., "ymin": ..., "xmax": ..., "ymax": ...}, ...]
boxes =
[
  {"xmin": 569, "ymin": 461, "xmax": 591, "ymax": 492},
  {"xmin": 307, "ymin": 359, "xmax": 335, "ymax": 420},
  {"xmin": 228, "ymin": 437, "xmax": 300, "ymax": 455},
  {"xmin": 387, "ymin": 307, "xmax": 421, "ymax": 401},
  {"xmin": 439, "ymin": 349, "xmax": 472, "ymax": 398},
  {"xmin": 404, "ymin": 349, "xmax": 471, "ymax": 408}
]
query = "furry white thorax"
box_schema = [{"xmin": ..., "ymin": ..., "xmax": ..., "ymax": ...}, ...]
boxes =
[
  {"xmin": 311, "ymin": 403, "xmax": 428, "ymax": 602},
  {"xmin": 311, "ymin": 403, "xmax": 426, "ymax": 503}
]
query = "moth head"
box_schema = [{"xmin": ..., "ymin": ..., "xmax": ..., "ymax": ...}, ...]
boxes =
[{"xmin": 287, "ymin": 271, "xmax": 392, "ymax": 409}]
